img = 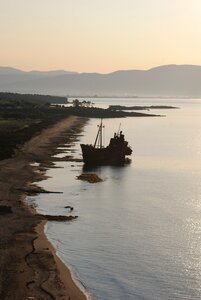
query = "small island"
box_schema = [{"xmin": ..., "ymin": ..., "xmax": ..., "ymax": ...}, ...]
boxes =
[{"xmin": 108, "ymin": 105, "xmax": 179, "ymax": 111}]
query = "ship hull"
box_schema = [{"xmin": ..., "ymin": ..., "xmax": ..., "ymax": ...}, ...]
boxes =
[{"xmin": 80, "ymin": 144, "xmax": 131, "ymax": 165}]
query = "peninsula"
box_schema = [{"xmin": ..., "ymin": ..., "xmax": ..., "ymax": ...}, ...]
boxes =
[{"xmin": 0, "ymin": 92, "xmax": 164, "ymax": 299}]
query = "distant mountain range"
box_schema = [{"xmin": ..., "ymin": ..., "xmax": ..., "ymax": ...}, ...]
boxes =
[{"xmin": 1, "ymin": 65, "xmax": 201, "ymax": 97}]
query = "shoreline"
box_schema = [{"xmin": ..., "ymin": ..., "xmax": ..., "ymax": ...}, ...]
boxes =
[
  {"xmin": 0, "ymin": 116, "xmax": 88, "ymax": 299},
  {"xmin": 36, "ymin": 221, "xmax": 90, "ymax": 300}
]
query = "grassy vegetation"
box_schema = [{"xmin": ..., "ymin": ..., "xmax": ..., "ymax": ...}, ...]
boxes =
[{"xmin": 0, "ymin": 118, "xmax": 35, "ymax": 128}]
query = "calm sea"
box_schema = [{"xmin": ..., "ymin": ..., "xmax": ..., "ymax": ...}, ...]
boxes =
[{"xmin": 28, "ymin": 98, "xmax": 201, "ymax": 299}]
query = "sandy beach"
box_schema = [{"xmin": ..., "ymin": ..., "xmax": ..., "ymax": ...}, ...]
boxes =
[{"xmin": 0, "ymin": 116, "xmax": 88, "ymax": 300}]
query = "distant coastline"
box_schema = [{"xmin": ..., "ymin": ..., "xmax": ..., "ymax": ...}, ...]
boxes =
[{"xmin": 67, "ymin": 95, "xmax": 201, "ymax": 99}]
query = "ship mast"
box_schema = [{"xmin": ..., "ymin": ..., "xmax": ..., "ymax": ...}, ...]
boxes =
[
  {"xmin": 94, "ymin": 119, "xmax": 104, "ymax": 148},
  {"xmin": 117, "ymin": 123, "xmax": 121, "ymax": 135}
]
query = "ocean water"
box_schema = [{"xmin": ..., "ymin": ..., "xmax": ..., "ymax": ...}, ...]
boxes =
[{"xmin": 28, "ymin": 98, "xmax": 201, "ymax": 299}]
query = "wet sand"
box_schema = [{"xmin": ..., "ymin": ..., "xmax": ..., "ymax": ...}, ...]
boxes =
[{"xmin": 0, "ymin": 116, "xmax": 88, "ymax": 300}]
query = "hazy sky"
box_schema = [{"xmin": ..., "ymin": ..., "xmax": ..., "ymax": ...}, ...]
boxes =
[{"xmin": 1, "ymin": 0, "xmax": 201, "ymax": 73}]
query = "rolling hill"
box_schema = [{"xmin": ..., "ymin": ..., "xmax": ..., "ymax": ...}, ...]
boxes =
[{"xmin": 0, "ymin": 65, "xmax": 201, "ymax": 97}]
